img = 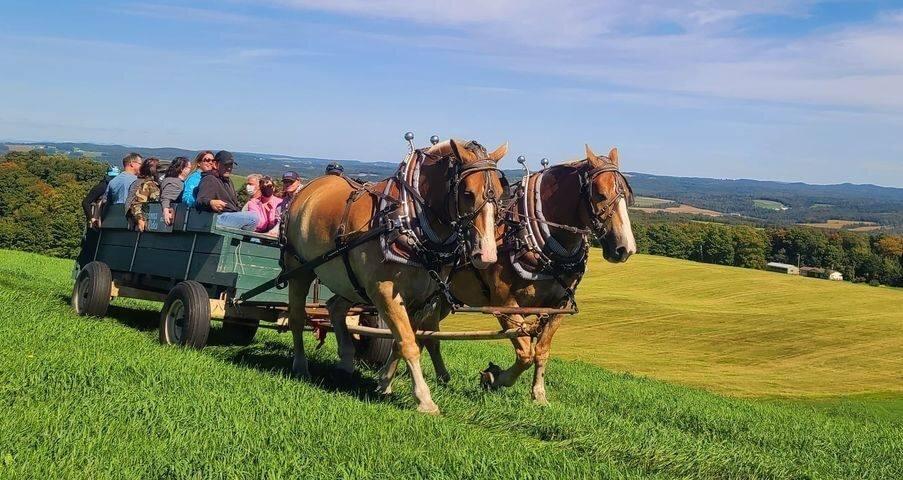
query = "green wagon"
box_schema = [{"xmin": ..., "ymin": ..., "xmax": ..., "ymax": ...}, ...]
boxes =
[{"xmin": 71, "ymin": 203, "xmax": 391, "ymax": 361}]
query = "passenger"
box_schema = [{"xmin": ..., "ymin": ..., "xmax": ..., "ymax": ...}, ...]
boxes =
[
  {"xmin": 196, "ymin": 151, "xmax": 259, "ymax": 231},
  {"xmin": 245, "ymin": 176, "xmax": 282, "ymax": 234},
  {"xmin": 325, "ymin": 162, "xmax": 344, "ymax": 175},
  {"xmin": 160, "ymin": 156, "xmax": 192, "ymax": 225},
  {"xmin": 105, "ymin": 152, "xmax": 142, "ymax": 204},
  {"xmin": 82, "ymin": 165, "xmax": 119, "ymax": 228},
  {"xmin": 281, "ymin": 171, "xmax": 303, "ymax": 201},
  {"xmin": 126, "ymin": 157, "xmax": 161, "ymax": 232},
  {"xmin": 244, "ymin": 174, "xmax": 262, "ymax": 204},
  {"xmin": 181, "ymin": 150, "xmax": 215, "ymax": 207}
]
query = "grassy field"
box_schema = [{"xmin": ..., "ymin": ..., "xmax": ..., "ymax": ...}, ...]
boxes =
[
  {"xmin": 1, "ymin": 249, "xmax": 901, "ymax": 478},
  {"xmin": 753, "ymin": 199, "xmax": 788, "ymax": 210},
  {"xmin": 632, "ymin": 196, "xmax": 672, "ymax": 208},
  {"xmin": 448, "ymin": 254, "xmax": 903, "ymax": 398}
]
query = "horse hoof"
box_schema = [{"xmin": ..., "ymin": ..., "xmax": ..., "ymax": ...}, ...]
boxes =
[
  {"xmin": 480, "ymin": 362, "xmax": 502, "ymax": 390},
  {"xmin": 375, "ymin": 384, "xmax": 393, "ymax": 396},
  {"xmin": 417, "ymin": 403, "xmax": 441, "ymax": 415},
  {"xmin": 437, "ymin": 372, "xmax": 451, "ymax": 385},
  {"xmin": 533, "ymin": 394, "xmax": 549, "ymax": 406}
]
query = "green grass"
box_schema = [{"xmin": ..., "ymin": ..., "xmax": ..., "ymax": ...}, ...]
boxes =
[
  {"xmin": 632, "ymin": 196, "xmax": 672, "ymax": 208},
  {"xmin": 753, "ymin": 199, "xmax": 787, "ymax": 210},
  {"xmin": 447, "ymin": 254, "xmax": 903, "ymax": 399},
  {"xmin": 1, "ymin": 249, "xmax": 901, "ymax": 478}
]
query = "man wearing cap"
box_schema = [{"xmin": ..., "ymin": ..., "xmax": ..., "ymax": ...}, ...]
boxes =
[
  {"xmin": 281, "ymin": 171, "xmax": 303, "ymax": 200},
  {"xmin": 196, "ymin": 151, "xmax": 260, "ymax": 230}
]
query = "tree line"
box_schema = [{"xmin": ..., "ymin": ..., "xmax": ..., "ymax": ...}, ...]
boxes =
[
  {"xmin": 1, "ymin": 150, "xmax": 901, "ymax": 286},
  {"xmin": 630, "ymin": 218, "xmax": 903, "ymax": 286}
]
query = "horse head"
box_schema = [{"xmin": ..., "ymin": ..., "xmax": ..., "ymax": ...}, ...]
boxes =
[
  {"xmin": 424, "ymin": 139, "xmax": 508, "ymax": 269},
  {"xmin": 582, "ymin": 144, "xmax": 636, "ymax": 263}
]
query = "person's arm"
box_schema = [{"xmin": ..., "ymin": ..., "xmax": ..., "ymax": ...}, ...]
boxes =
[
  {"xmin": 195, "ymin": 177, "xmax": 217, "ymax": 211},
  {"xmin": 160, "ymin": 180, "xmax": 181, "ymax": 210}
]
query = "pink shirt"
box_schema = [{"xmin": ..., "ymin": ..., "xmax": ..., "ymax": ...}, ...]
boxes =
[{"xmin": 246, "ymin": 195, "xmax": 283, "ymax": 232}]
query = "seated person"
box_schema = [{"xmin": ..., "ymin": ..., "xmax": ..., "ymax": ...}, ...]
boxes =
[
  {"xmin": 195, "ymin": 151, "xmax": 260, "ymax": 231},
  {"xmin": 181, "ymin": 150, "xmax": 214, "ymax": 207},
  {"xmin": 242, "ymin": 174, "xmax": 262, "ymax": 209},
  {"xmin": 126, "ymin": 157, "xmax": 161, "ymax": 232},
  {"xmin": 106, "ymin": 152, "xmax": 142, "ymax": 204},
  {"xmin": 245, "ymin": 176, "xmax": 282, "ymax": 235},
  {"xmin": 160, "ymin": 156, "xmax": 192, "ymax": 225},
  {"xmin": 82, "ymin": 165, "xmax": 119, "ymax": 228}
]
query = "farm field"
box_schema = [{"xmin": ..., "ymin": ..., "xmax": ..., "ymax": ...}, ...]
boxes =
[
  {"xmin": 630, "ymin": 204, "xmax": 723, "ymax": 217},
  {"xmin": 1, "ymin": 249, "xmax": 900, "ymax": 478},
  {"xmin": 631, "ymin": 195, "xmax": 673, "ymax": 208},
  {"xmin": 753, "ymin": 199, "xmax": 788, "ymax": 210},
  {"xmin": 798, "ymin": 218, "xmax": 881, "ymax": 231}
]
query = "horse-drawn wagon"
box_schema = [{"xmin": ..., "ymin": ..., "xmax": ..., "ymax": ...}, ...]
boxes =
[{"xmin": 71, "ymin": 203, "xmax": 392, "ymax": 363}]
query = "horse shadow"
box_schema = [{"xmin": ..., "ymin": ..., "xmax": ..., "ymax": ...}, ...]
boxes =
[{"xmin": 220, "ymin": 340, "xmax": 385, "ymax": 402}]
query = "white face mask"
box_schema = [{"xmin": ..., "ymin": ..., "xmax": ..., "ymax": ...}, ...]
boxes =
[{"xmin": 246, "ymin": 185, "xmax": 256, "ymax": 195}]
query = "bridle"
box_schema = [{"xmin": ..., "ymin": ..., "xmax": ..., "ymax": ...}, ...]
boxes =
[
  {"xmin": 391, "ymin": 142, "xmax": 507, "ymax": 267},
  {"xmin": 578, "ymin": 161, "xmax": 633, "ymax": 239}
]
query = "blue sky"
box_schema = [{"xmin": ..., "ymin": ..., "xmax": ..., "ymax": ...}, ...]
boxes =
[{"xmin": 1, "ymin": 1, "xmax": 902, "ymax": 186}]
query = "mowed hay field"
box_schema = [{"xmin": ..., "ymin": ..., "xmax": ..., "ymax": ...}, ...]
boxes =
[
  {"xmin": 448, "ymin": 253, "xmax": 903, "ymax": 398},
  {"xmin": 1, "ymin": 249, "xmax": 901, "ymax": 478}
]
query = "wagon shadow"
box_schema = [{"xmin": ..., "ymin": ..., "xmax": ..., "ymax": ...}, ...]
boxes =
[
  {"xmin": 220, "ymin": 340, "xmax": 386, "ymax": 403},
  {"xmin": 57, "ymin": 294, "xmax": 159, "ymax": 331}
]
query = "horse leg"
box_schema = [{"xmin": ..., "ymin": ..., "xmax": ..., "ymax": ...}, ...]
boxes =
[
  {"xmin": 371, "ymin": 281, "xmax": 439, "ymax": 414},
  {"xmin": 288, "ymin": 273, "xmax": 315, "ymax": 378},
  {"xmin": 483, "ymin": 314, "xmax": 534, "ymax": 389},
  {"xmin": 376, "ymin": 342, "xmax": 402, "ymax": 395},
  {"xmin": 326, "ymin": 295, "xmax": 356, "ymax": 375},
  {"xmin": 421, "ymin": 314, "xmax": 451, "ymax": 385},
  {"xmin": 531, "ymin": 314, "xmax": 564, "ymax": 405}
]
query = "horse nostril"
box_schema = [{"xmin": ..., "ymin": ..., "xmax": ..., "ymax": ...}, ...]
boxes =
[{"xmin": 616, "ymin": 246, "xmax": 628, "ymax": 259}]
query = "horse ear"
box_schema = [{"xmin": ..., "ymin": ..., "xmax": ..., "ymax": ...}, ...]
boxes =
[
  {"xmin": 608, "ymin": 147, "xmax": 619, "ymax": 168},
  {"xmin": 488, "ymin": 141, "xmax": 508, "ymax": 162},
  {"xmin": 449, "ymin": 139, "xmax": 464, "ymax": 163},
  {"xmin": 585, "ymin": 144, "xmax": 597, "ymax": 160}
]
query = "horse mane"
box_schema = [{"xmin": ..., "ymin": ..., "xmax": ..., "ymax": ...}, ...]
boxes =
[{"xmin": 425, "ymin": 139, "xmax": 488, "ymax": 164}]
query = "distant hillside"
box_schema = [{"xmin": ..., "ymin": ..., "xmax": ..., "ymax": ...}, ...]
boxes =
[
  {"xmin": 4, "ymin": 141, "xmax": 902, "ymax": 230},
  {"xmin": 0, "ymin": 142, "xmax": 399, "ymax": 180},
  {"xmin": 625, "ymin": 172, "xmax": 903, "ymax": 229}
]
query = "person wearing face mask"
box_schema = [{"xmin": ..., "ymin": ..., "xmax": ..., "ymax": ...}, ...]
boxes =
[
  {"xmin": 245, "ymin": 176, "xmax": 283, "ymax": 235},
  {"xmin": 241, "ymin": 174, "xmax": 262, "ymax": 211}
]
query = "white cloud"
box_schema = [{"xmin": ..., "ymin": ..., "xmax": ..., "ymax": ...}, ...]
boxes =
[{"xmin": 263, "ymin": 1, "xmax": 903, "ymax": 112}]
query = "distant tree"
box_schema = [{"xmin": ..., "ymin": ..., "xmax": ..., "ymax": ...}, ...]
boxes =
[{"xmin": 732, "ymin": 226, "xmax": 766, "ymax": 269}]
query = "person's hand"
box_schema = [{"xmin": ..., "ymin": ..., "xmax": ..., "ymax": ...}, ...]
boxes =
[
  {"xmin": 209, "ymin": 199, "xmax": 227, "ymax": 212},
  {"xmin": 90, "ymin": 218, "xmax": 102, "ymax": 229},
  {"xmin": 137, "ymin": 218, "xmax": 147, "ymax": 232},
  {"xmin": 163, "ymin": 208, "xmax": 173, "ymax": 225}
]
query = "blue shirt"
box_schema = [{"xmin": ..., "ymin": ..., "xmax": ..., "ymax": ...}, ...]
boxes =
[
  {"xmin": 105, "ymin": 172, "xmax": 137, "ymax": 204},
  {"xmin": 181, "ymin": 170, "xmax": 202, "ymax": 207}
]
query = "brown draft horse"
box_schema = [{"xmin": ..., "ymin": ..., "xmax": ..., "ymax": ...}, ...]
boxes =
[
  {"xmin": 380, "ymin": 144, "xmax": 636, "ymax": 404},
  {"xmin": 283, "ymin": 139, "xmax": 508, "ymax": 413}
]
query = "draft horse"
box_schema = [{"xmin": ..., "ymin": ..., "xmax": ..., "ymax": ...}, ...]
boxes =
[
  {"xmin": 282, "ymin": 139, "xmax": 508, "ymax": 413},
  {"xmin": 394, "ymin": 144, "xmax": 637, "ymax": 404}
]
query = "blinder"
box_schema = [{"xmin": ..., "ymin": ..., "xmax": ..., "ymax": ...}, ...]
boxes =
[{"xmin": 579, "ymin": 162, "xmax": 633, "ymax": 238}]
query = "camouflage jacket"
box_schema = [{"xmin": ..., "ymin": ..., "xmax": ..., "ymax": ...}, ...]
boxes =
[{"xmin": 127, "ymin": 179, "xmax": 161, "ymax": 223}]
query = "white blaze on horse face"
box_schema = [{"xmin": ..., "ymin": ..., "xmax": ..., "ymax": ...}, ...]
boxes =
[
  {"xmin": 615, "ymin": 197, "xmax": 636, "ymax": 260},
  {"xmin": 473, "ymin": 202, "xmax": 497, "ymax": 269}
]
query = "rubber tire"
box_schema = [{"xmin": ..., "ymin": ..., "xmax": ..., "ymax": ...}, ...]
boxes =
[
  {"xmin": 159, "ymin": 281, "xmax": 211, "ymax": 349},
  {"xmin": 356, "ymin": 314, "xmax": 395, "ymax": 367},
  {"xmin": 71, "ymin": 261, "xmax": 112, "ymax": 317},
  {"xmin": 221, "ymin": 318, "xmax": 259, "ymax": 346}
]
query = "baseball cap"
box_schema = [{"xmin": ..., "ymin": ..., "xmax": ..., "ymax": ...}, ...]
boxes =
[
  {"xmin": 214, "ymin": 150, "xmax": 236, "ymax": 167},
  {"xmin": 282, "ymin": 171, "xmax": 300, "ymax": 181},
  {"xmin": 107, "ymin": 165, "xmax": 120, "ymax": 177}
]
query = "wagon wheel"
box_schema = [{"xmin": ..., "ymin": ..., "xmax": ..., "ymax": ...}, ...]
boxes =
[
  {"xmin": 221, "ymin": 317, "xmax": 259, "ymax": 346},
  {"xmin": 71, "ymin": 261, "xmax": 112, "ymax": 317},
  {"xmin": 159, "ymin": 281, "xmax": 211, "ymax": 349},
  {"xmin": 355, "ymin": 314, "xmax": 394, "ymax": 368}
]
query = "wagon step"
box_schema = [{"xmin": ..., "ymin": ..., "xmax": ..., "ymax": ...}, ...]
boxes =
[
  {"xmin": 345, "ymin": 324, "xmax": 532, "ymax": 340},
  {"xmin": 452, "ymin": 306, "xmax": 577, "ymax": 315}
]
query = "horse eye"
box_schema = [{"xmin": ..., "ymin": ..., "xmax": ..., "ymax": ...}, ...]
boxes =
[{"xmin": 462, "ymin": 190, "xmax": 475, "ymax": 198}]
